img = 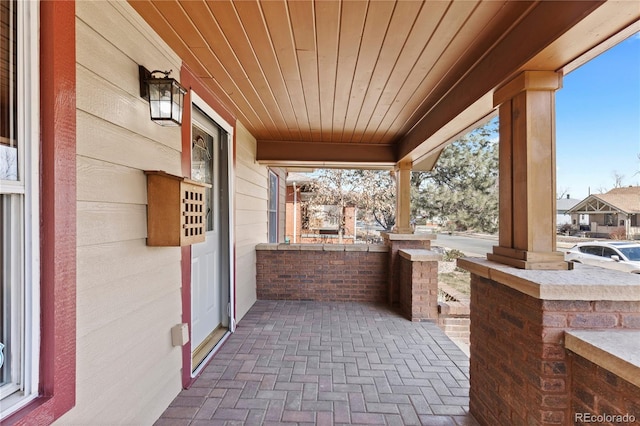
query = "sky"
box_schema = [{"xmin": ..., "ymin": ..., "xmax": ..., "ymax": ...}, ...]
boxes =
[{"xmin": 555, "ymin": 33, "xmax": 640, "ymax": 200}]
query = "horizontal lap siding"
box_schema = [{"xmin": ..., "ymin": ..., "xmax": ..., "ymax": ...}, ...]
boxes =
[
  {"xmin": 58, "ymin": 2, "xmax": 183, "ymax": 424},
  {"xmin": 235, "ymin": 121, "xmax": 269, "ymax": 320}
]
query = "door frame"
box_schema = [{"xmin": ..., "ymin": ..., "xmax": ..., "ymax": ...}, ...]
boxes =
[{"xmin": 180, "ymin": 89, "xmax": 236, "ymax": 385}]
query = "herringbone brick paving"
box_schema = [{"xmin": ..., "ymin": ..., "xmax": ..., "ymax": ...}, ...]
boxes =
[{"xmin": 156, "ymin": 301, "xmax": 478, "ymax": 426}]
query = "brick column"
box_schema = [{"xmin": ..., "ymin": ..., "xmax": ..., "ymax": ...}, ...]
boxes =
[
  {"xmin": 459, "ymin": 258, "xmax": 640, "ymax": 426},
  {"xmin": 398, "ymin": 249, "xmax": 441, "ymax": 321},
  {"xmin": 383, "ymin": 233, "xmax": 435, "ymax": 306}
]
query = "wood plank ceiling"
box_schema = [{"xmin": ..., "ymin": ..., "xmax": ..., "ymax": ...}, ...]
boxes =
[{"xmin": 129, "ymin": 0, "xmax": 639, "ymax": 169}]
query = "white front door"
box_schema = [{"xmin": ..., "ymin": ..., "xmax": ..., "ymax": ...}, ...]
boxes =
[{"xmin": 190, "ymin": 106, "xmax": 228, "ymax": 367}]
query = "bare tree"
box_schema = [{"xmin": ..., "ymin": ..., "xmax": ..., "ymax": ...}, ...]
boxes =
[
  {"xmin": 612, "ymin": 171, "xmax": 625, "ymax": 188},
  {"xmin": 0, "ymin": 145, "xmax": 18, "ymax": 180},
  {"xmin": 307, "ymin": 169, "xmax": 396, "ymax": 242},
  {"xmin": 556, "ymin": 187, "xmax": 570, "ymax": 199}
]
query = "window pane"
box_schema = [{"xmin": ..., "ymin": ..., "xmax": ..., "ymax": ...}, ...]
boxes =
[
  {"xmin": 268, "ymin": 172, "xmax": 277, "ymax": 242},
  {"xmin": 0, "ymin": 193, "xmax": 21, "ymax": 398},
  {"xmin": 0, "ymin": 0, "xmax": 17, "ymax": 181},
  {"xmin": 268, "ymin": 211, "xmax": 277, "ymax": 243},
  {"xmin": 0, "ymin": 195, "xmax": 6, "ymax": 385},
  {"xmin": 191, "ymin": 125, "xmax": 215, "ymax": 232},
  {"xmin": 269, "ymin": 173, "xmax": 277, "ymax": 211}
]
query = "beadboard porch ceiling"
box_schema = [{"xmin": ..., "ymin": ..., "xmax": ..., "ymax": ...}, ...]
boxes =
[{"xmin": 129, "ymin": 0, "xmax": 639, "ymax": 170}]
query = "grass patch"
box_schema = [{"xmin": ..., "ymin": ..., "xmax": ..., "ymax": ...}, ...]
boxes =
[{"xmin": 439, "ymin": 271, "xmax": 471, "ymax": 296}]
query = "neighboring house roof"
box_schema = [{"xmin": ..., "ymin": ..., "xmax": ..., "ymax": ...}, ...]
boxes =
[
  {"xmin": 556, "ymin": 198, "xmax": 582, "ymax": 214},
  {"xmin": 567, "ymin": 186, "xmax": 640, "ymax": 215},
  {"xmin": 286, "ymin": 172, "xmax": 314, "ymax": 186}
]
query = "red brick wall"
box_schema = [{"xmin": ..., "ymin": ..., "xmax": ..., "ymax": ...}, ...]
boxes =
[
  {"xmin": 256, "ymin": 246, "xmax": 388, "ymax": 302},
  {"xmin": 399, "ymin": 256, "xmax": 439, "ymax": 321},
  {"xmin": 470, "ymin": 274, "xmax": 640, "ymax": 426},
  {"xmin": 569, "ymin": 352, "xmax": 640, "ymax": 425},
  {"xmin": 438, "ymin": 315, "xmax": 470, "ymax": 346}
]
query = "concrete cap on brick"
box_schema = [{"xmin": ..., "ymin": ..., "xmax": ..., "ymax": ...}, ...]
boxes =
[
  {"xmin": 323, "ymin": 244, "xmax": 346, "ymax": 251},
  {"xmin": 277, "ymin": 243, "xmax": 302, "ymax": 250},
  {"xmin": 257, "ymin": 243, "xmax": 390, "ymax": 252},
  {"xmin": 300, "ymin": 244, "xmax": 323, "ymax": 250},
  {"xmin": 255, "ymin": 243, "xmax": 279, "ymax": 250},
  {"xmin": 457, "ymin": 258, "xmax": 640, "ymax": 301},
  {"xmin": 368, "ymin": 244, "xmax": 390, "ymax": 252},
  {"xmin": 399, "ymin": 249, "xmax": 442, "ymax": 262},
  {"xmin": 565, "ymin": 330, "xmax": 640, "ymax": 388},
  {"xmin": 382, "ymin": 232, "xmax": 437, "ymax": 241},
  {"xmin": 344, "ymin": 244, "xmax": 369, "ymax": 252}
]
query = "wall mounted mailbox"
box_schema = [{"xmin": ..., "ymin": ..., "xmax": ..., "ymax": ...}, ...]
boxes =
[{"xmin": 144, "ymin": 170, "xmax": 211, "ymax": 246}]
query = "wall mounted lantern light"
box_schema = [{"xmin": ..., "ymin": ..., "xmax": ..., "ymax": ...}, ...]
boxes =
[{"xmin": 139, "ymin": 65, "xmax": 187, "ymax": 126}]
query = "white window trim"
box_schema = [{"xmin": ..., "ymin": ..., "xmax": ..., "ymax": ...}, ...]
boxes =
[
  {"xmin": 0, "ymin": 0, "xmax": 40, "ymax": 419},
  {"xmin": 268, "ymin": 170, "xmax": 278, "ymax": 243}
]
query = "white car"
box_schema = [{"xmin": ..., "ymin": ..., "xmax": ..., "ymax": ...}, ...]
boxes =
[{"xmin": 565, "ymin": 242, "xmax": 640, "ymax": 274}]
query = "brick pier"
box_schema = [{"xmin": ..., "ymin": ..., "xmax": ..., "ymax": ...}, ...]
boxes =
[{"xmin": 459, "ymin": 258, "xmax": 640, "ymax": 426}]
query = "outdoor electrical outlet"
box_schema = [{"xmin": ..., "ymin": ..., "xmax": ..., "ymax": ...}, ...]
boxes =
[{"xmin": 171, "ymin": 323, "xmax": 189, "ymax": 347}]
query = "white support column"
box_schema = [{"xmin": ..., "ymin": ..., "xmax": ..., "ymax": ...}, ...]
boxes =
[{"xmin": 393, "ymin": 160, "xmax": 413, "ymax": 234}]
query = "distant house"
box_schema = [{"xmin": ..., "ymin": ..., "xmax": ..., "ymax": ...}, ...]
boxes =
[
  {"xmin": 556, "ymin": 195, "xmax": 587, "ymax": 227},
  {"xmin": 567, "ymin": 186, "xmax": 640, "ymax": 239},
  {"xmin": 285, "ymin": 172, "xmax": 357, "ymax": 244}
]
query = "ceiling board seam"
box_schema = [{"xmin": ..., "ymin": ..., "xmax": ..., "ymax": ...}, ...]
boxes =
[
  {"xmin": 198, "ymin": 0, "xmax": 281, "ymax": 140},
  {"xmin": 334, "ymin": 0, "xmax": 371, "ymax": 142},
  {"xmin": 339, "ymin": 0, "xmax": 370, "ymax": 142},
  {"xmin": 343, "ymin": 0, "xmax": 399, "ymax": 144},
  {"xmin": 254, "ymin": 0, "xmax": 305, "ymax": 141},
  {"xmin": 316, "ymin": 0, "xmax": 341, "ymax": 143},
  {"xmin": 226, "ymin": 0, "xmax": 289, "ymax": 140},
  {"xmin": 351, "ymin": 0, "xmax": 426, "ymax": 145},
  {"xmin": 400, "ymin": 1, "xmax": 538, "ymax": 139},
  {"xmin": 279, "ymin": 0, "xmax": 313, "ymax": 141},
  {"xmin": 311, "ymin": 0, "xmax": 321, "ymax": 142},
  {"xmin": 241, "ymin": 1, "xmax": 301, "ymax": 140},
  {"xmin": 286, "ymin": 1, "xmax": 319, "ymax": 141},
  {"xmin": 367, "ymin": 0, "xmax": 455, "ymax": 144},
  {"xmin": 388, "ymin": 0, "xmax": 485, "ymax": 141}
]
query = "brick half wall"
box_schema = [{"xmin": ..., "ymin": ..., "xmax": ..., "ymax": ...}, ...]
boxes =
[
  {"xmin": 256, "ymin": 244, "xmax": 389, "ymax": 302},
  {"xmin": 570, "ymin": 352, "xmax": 640, "ymax": 424},
  {"xmin": 469, "ymin": 273, "xmax": 640, "ymax": 426}
]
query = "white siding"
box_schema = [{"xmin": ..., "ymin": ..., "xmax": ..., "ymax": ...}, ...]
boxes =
[
  {"xmin": 57, "ymin": 2, "xmax": 183, "ymax": 424},
  {"xmin": 234, "ymin": 122, "xmax": 269, "ymax": 321}
]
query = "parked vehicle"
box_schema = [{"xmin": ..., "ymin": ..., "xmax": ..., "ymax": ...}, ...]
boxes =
[{"xmin": 565, "ymin": 242, "xmax": 640, "ymax": 273}]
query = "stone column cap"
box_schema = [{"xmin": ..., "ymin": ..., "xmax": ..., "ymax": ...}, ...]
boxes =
[
  {"xmin": 457, "ymin": 257, "xmax": 640, "ymax": 301},
  {"xmin": 399, "ymin": 249, "xmax": 442, "ymax": 262},
  {"xmin": 566, "ymin": 330, "xmax": 640, "ymax": 389},
  {"xmin": 382, "ymin": 232, "xmax": 437, "ymax": 241}
]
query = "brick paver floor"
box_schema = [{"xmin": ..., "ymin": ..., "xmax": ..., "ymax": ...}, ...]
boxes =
[{"xmin": 156, "ymin": 300, "xmax": 479, "ymax": 426}]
